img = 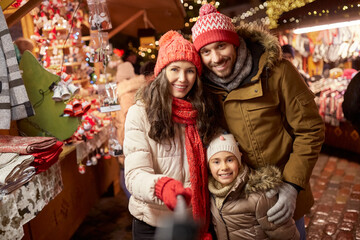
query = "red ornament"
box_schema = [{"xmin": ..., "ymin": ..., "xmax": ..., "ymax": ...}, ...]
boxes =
[{"xmin": 78, "ymin": 164, "xmax": 86, "ymax": 174}]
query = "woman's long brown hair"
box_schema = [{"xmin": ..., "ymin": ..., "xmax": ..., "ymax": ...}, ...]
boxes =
[{"xmin": 136, "ymin": 68, "xmax": 222, "ymax": 146}]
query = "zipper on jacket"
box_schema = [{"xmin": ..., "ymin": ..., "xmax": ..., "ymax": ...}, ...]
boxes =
[
  {"xmin": 218, "ymin": 210, "xmax": 231, "ymax": 240},
  {"xmin": 218, "ymin": 195, "xmax": 233, "ymax": 240}
]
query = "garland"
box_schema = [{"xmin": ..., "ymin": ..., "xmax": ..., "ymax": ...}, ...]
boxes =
[{"xmin": 266, "ymin": 0, "xmax": 316, "ymax": 29}]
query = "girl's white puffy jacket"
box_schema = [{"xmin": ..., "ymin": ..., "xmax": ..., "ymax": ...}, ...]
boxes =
[{"xmin": 123, "ymin": 102, "xmax": 191, "ymax": 227}]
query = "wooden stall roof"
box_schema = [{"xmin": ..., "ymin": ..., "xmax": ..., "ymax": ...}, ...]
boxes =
[
  {"xmin": 1, "ymin": 0, "xmax": 186, "ymax": 39},
  {"xmin": 106, "ymin": 0, "xmax": 186, "ymax": 38}
]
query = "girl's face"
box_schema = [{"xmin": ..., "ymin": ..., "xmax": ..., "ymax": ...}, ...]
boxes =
[
  {"xmin": 209, "ymin": 151, "xmax": 239, "ymax": 187},
  {"xmin": 165, "ymin": 61, "xmax": 197, "ymax": 99}
]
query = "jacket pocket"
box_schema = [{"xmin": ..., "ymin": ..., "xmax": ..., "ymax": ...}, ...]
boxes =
[
  {"xmin": 241, "ymin": 92, "xmax": 292, "ymax": 165},
  {"xmin": 244, "ymin": 95, "xmax": 282, "ymax": 137},
  {"xmin": 296, "ymin": 90, "xmax": 315, "ymax": 106},
  {"xmin": 294, "ymin": 90, "xmax": 319, "ymax": 128},
  {"xmin": 245, "ymin": 91, "xmax": 279, "ymax": 115},
  {"xmin": 245, "ymin": 91, "xmax": 279, "ymax": 111}
]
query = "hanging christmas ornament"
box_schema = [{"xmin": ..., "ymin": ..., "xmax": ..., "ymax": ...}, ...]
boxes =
[
  {"xmin": 95, "ymin": 148, "xmax": 102, "ymax": 159},
  {"xmin": 91, "ymin": 155, "xmax": 98, "ymax": 165},
  {"xmin": 78, "ymin": 163, "xmax": 86, "ymax": 174},
  {"xmin": 87, "ymin": 0, "xmax": 112, "ymax": 31},
  {"xmin": 103, "ymin": 146, "xmax": 111, "ymax": 160},
  {"xmin": 86, "ymin": 156, "xmax": 92, "ymax": 166}
]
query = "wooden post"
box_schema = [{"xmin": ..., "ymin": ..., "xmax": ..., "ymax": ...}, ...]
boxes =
[
  {"xmin": 108, "ymin": 9, "xmax": 144, "ymax": 39},
  {"xmin": 5, "ymin": 0, "xmax": 42, "ymax": 28}
]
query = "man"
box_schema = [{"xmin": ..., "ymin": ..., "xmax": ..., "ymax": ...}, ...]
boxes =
[
  {"xmin": 192, "ymin": 4, "xmax": 325, "ymax": 239},
  {"xmin": 122, "ymin": 49, "xmax": 140, "ymax": 74},
  {"xmin": 281, "ymin": 44, "xmax": 295, "ymax": 62},
  {"xmin": 281, "ymin": 44, "xmax": 310, "ymax": 85}
]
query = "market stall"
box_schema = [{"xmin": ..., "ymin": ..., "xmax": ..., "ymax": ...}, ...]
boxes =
[
  {"xmin": 0, "ymin": 0, "xmax": 185, "ymax": 239},
  {"xmin": 272, "ymin": 0, "xmax": 360, "ymax": 154}
]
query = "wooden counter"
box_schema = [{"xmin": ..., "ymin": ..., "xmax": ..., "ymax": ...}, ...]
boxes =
[
  {"xmin": 22, "ymin": 144, "xmax": 120, "ymax": 240},
  {"xmin": 324, "ymin": 121, "xmax": 360, "ymax": 154}
]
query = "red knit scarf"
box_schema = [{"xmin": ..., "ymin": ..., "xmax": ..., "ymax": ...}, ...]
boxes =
[{"xmin": 172, "ymin": 97, "xmax": 211, "ymax": 240}]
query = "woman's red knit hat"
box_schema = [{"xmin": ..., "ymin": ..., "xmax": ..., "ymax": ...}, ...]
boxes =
[
  {"xmin": 191, "ymin": 4, "xmax": 240, "ymax": 52},
  {"xmin": 154, "ymin": 31, "xmax": 202, "ymax": 77}
]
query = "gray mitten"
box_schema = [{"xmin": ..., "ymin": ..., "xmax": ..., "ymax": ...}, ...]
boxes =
[{"xmin": 266, "ymin": 182, "xmax": 297, "ymax": 224}]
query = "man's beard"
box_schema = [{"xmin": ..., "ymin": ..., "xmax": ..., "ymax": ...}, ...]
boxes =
[{"xmin": 209, "ymin": 57, "xmax": 233, "ymax": 78}]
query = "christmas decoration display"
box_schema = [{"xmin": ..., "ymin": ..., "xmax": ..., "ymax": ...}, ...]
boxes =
[{"xmin": 87, "ymin": 0, "xmax": 112, "ymax": 31}]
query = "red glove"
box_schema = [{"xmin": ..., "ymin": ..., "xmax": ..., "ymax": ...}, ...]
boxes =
[
  {"xmin": 155, "ymin": 177, "xmax": 192, "ymax": 211},
  {"xmin": 202, "ymin": 233, "xmax": 213, "ymax": 240}
]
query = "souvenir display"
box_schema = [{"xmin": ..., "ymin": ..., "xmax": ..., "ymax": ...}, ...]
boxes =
[
  {"xmin": 89, "ymin": 31, "xmax": 111, "ymax": 63},
  {"xmin": 87, "ymin": 0, "xmax": 112, "ymax": 31}
]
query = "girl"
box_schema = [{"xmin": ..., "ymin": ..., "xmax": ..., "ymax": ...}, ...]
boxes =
[
  {"xmin": 207, "ymin": 133, "xmax": 299, "ymax": 240},
  {"xmin": 123, "ymin": 31, "xmax": 220, "ymax": 240}
]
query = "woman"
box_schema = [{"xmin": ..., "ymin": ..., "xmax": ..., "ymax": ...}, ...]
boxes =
[{"xmin": 123, "ymin": 31, "xmax": 221, "ymax": 240}]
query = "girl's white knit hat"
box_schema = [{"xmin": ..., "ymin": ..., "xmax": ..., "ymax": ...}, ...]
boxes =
[{"xmin": 207, "ymin": 133, "xmax": 242, "ymax": 163}]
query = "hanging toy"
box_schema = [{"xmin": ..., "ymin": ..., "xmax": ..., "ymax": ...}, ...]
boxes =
[
  {"xmin": 99, "ymin": 147, "xmax": 105, "ymax": 157},
  {"xmin": 78, "ymin": 163, "xmax": 86, "ymax": 174},
  {"xmin": 103, "ymin": 146, "xmax": 111, "ymax": 160},
  {"xmin": 87, "ymin": 0, "xmax": 112, "ymax": 31},
  {"xmin": 91, "ymin": 155, "xmax": 98, "ymax": 165},
  {"xmin": 85, "ymin": 155, "xmax": 92, "ymax": 166},
  {"xmin": 95, "ymin": 148, "xmax": 101, "ymax": 159}
]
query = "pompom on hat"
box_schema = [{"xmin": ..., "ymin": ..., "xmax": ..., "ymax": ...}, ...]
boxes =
[
  {"xmin": 191, "ymin": 4, "xmax": 240, "ymax": 52},
  {"xmin": 154, "ymin": 30, "xmax": 202, "ymax": 77},
  {"xmin": 207, "ymin": 133, "xmax": 242, "ymax": 163}
]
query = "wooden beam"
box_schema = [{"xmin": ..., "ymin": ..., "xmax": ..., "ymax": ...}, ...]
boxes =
[
  {"xmin": 20, "ymin": 13, "xmax": 34, "ymax": 39},
  {"xmin": 0, "ymin": 0, "xmax": 15, "ymax": 11},
  {"xmin": 5, "ymin": 0, "xmax": 42, "ymax": 28},
  {"xmin": 3, "ymin": 7, "xmax": 17, "ymax": 14},
  {"xmin": 143, "ymin": 10, "xmax": 155, "ymax": 29},
  {"xmin": 108, "ymin": 9, "xmax": 144, "ymax": 39}
]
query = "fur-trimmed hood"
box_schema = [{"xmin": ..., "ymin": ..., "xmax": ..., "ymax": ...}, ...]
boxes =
[
  {"xmin": 245, "ymin": 165, "xmax": 283, "ymax": 196},
  {"xmin": 236, "ymin": 23, "xmax": 282, "ymax": 70}
]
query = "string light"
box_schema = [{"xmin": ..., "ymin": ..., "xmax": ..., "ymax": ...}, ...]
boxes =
[
  {"xmin": 266, "ymin": 0, "xmax": 315, "ymax": 29},
  {"xmin": 181, "ymin": 1, "xmax": 219, "ymax": 29},
  {"xmin": 280, "ymin": 3, "xmax": 360, "ymax": 29},
  {"xmin": 231, "ymin": 2, "xmax": 268, "ymax": 26}
]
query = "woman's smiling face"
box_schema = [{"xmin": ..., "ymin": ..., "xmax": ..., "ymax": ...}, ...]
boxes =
[{"xmin": 165, "ymin": 61, "xmax": 197, "ymax": 99}]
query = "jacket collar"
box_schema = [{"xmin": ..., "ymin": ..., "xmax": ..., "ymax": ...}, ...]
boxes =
[
  {"xmin": 228, "ymin": 165, "xmax": 283, "ymax": 198},
  {"xmin": 236, "ymin": 23, "xmax": 281, "ymax": 70}
]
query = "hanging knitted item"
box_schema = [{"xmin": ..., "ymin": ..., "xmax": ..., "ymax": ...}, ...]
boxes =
[{"xmin": 0, "ymin": 6, "xmax": 34, "ymax": 130}]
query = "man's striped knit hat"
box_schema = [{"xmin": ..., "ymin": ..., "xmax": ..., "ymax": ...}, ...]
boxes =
[{"xmin": 191, "ymin": 4, "xmax": 240, "ymax": 52}]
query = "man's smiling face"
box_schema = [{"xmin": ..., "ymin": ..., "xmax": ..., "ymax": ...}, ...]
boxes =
[{"xmin": 199, "ymin": 41, "xmax": 237, "ymax": 78}]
